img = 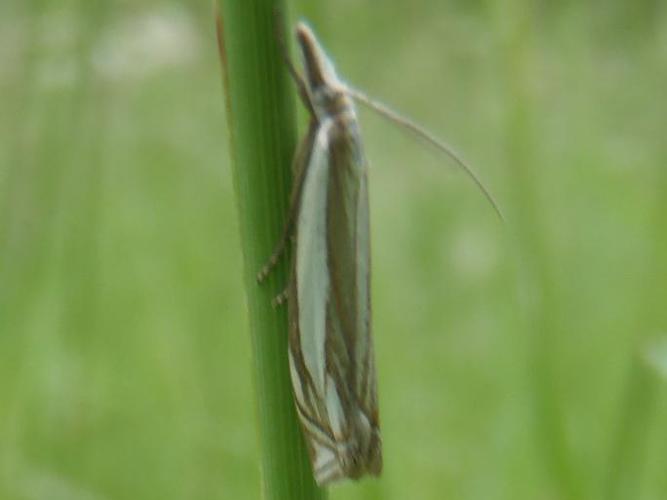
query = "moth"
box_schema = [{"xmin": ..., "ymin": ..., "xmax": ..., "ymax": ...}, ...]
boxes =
[{"xmin": 258, "ymin": 21, "xmax": 502, "ymax": 485}]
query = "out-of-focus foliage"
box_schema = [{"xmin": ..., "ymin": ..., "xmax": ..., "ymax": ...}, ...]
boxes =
[{"xmin": 1, "ymin": 1, "xmax": 666, "ymax": 499}]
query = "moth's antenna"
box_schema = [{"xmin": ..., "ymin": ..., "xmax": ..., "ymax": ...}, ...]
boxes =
[{"xmin": 347, "ymin": 86, "xmax": 505, "ymax": 221}]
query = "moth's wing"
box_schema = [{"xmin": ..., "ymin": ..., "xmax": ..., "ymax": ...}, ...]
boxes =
[
  {"xmin": 327, "ymin": 119, "xmax": 371, "ymax": 397},
  {"xmin": 324, "ymin": 118, "xmax": 381, "ymax": 480},
  {"xmin": 288, "ymin": 117, "xmax": 381, "ymax": 485},
  {"xmin": 288, "ymin": 120, "xmax": 343, "ymax": 481},
  {"xmin": 291, "ymin": 120, "xmax": 333, "ymax": 399}
]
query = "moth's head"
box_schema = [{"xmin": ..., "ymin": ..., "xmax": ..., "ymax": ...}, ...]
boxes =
[{"xmin": 296, "ymin": 22, "xmax": 352, "ymax": 118}]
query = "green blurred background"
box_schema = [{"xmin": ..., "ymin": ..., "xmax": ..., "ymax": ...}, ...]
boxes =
[{"xmin": 2, "ymin": 1, "xmax": 667, "ymax": 499}]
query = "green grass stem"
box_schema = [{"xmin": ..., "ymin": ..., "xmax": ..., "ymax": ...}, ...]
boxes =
[{"xmin": 215, "ymin": 2, "xmax": 327, "ymax": 499}]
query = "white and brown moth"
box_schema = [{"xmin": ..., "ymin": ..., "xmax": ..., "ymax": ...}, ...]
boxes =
[
  {"xmin": 258, "ymin": 22, "xmax": 380, "ymax": 484},
  {"xmin": 258, "ymin": 21, "xmax": 501, "ymax": 486}
]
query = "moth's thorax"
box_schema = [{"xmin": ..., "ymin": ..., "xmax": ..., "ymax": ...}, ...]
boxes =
[{"xmin": 312, "ymin": 87, "xmax": 356, "ymax": 124}]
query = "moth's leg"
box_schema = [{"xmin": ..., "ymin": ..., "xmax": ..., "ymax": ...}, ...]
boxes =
[
  {"xmin": 271, "ymin": 287, "xmax": 289, "ymax": 308},
  {"xmin": 256, "ymin": 123, "xmax": 318, "ymax": 284},
  {"xmin": 257, "ymin": 16, "xmax": 319, "ymax": 286},
  {"xmin": 257, "ymin": 233, "xmax": 290, "ymax": 283}
]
